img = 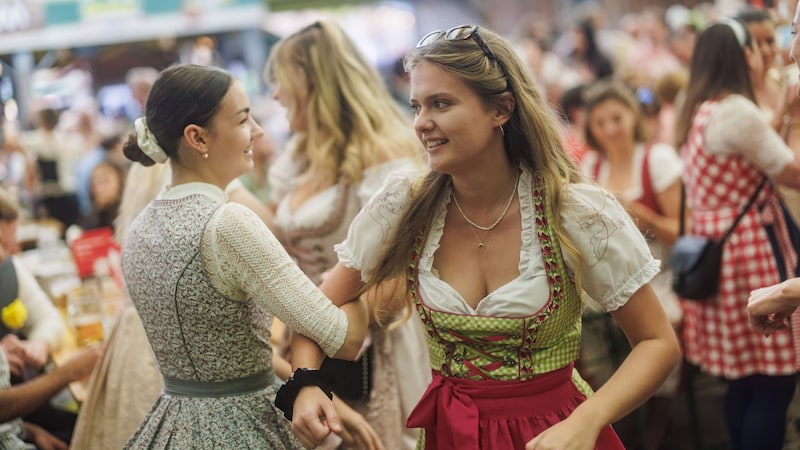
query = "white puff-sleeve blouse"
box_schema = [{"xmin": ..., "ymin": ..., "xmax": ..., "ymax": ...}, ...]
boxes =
[{"xmin": 335, "ymin": 169, "xmax": 659, "ymax": 317}]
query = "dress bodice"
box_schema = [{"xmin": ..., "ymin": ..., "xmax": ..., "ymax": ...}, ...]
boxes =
[
  {"xmin": 408, "ymin": 174, "xmax": 584, "ymax": 381},
  {"xmin": 123, "ymin": 192, "xmax": 272, "ymax": 382}
]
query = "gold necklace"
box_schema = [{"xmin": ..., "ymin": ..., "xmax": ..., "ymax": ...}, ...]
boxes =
[
  {"xmin": 466, "ymin": 223, "xmax": 488, "ymax": 251},
  {"xmin": 451, "ymin": 172, "xmax": 520, "ymax": 250}
]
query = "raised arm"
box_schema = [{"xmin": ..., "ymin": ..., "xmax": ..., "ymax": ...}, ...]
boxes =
[
  {"xmin": 204, "ymin": 204, "xmax": 367, "ymax": 360},
  {"xmin": 0, "ymin": 346, "xmax": 102, "ymax": 423}
]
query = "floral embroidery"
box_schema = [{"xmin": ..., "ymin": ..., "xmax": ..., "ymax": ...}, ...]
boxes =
[
  {"xmin": 574, "ymin": 191, "xmax": 627, "ymax": 263},
  {"xmin": 407, "ymin": 173, "xmax": 581, "ymax": 381},
  {"xmin": 365, "ymin": 177, "xmax": 414, "ymax": 243}
]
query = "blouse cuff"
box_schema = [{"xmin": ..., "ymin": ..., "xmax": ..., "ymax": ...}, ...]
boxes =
[{"xmin": 598, "ymin": 258, "xmax": 661, "ymax": 312}]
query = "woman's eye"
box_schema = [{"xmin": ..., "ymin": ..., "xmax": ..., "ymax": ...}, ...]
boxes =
[{"xmin": 434, "ymin": 101, "xmax": 448, "ymax": 109}]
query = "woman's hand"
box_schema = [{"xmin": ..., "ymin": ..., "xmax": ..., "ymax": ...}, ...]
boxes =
[
  {"xmin": 20, "ymin": 339, "xmax": 49, "ymax": 369},
  {"xmin": 1, "ymin": 334, "xmax": 26, "ymax": 376},
  {"xmin": 332, "ymin": 395, "xmax": 385, "ymax": 450},
  {"xmin": 23, "ymin": 422, "xmax": 68, "ymax": 450},
  {"xmin": 748, "ymin": 281, "xmax": 797, "ymax": 336},
  {"xmin": 291, "ymin": 386, "xmax": 342, "ymax": 449},
  {"xmin": 524, "ymin": 413, "xmax": 602, "ymax": 450}
]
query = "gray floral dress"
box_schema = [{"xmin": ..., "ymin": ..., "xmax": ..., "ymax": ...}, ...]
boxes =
[{"xmin": 122, "ymin": 182, "xmax": 349, "ymax": 449}]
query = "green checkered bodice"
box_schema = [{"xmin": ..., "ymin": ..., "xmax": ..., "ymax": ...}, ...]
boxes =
[{"xmin": 407, "ymin": 175, "xmax": 582, "ymax": 381}]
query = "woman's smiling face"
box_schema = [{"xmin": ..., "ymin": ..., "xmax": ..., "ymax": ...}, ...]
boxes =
[{"xmin": 409, "ymin": 60, "xmax": 504, "ymax": 174}]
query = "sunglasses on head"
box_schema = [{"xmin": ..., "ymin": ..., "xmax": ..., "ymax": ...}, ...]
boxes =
[{"xmin": 416, "ymin": 25, "xmax": 498, "ymax": 62}]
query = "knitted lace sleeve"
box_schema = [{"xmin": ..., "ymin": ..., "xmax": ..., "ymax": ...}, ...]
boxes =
[{"xmin": 202, "ymin": 202, "xmax": 347, "ymax": 357}]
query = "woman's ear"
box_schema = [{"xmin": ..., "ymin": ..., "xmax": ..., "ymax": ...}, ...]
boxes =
[
  {"xmin": 183, "ymin": 124, "xmax": 207, "ymax": 155},
  {"xmin": 494, "ymin": 91, "xmax": 516, "ymax": 127}
]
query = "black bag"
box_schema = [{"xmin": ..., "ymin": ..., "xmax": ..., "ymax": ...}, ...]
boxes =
[
  {"xmin": 670, "ymin": 178, "xmax": 766, "ymax": 301},
  {"xmin": 319, "ymin": 345, "xmax": 372, "ymax": 401},
  {"xmin": 670, "ymin": 236, "xmax": 723, "ymax": 300}
]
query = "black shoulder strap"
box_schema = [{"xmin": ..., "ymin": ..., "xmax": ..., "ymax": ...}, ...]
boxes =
[{"xmin": 679, "ymin": 177, "xmax": 768, "ymax": 243}]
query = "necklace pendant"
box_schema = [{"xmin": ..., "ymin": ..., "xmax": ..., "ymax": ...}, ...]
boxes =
[{"xmin": 477, "ymin": 242, "xmax": 486, "ymax": 251}]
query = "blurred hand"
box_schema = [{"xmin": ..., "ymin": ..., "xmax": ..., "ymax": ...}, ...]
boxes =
[
  {"xmin": 332, "ymin": 395, "xmax": 385, "ymax": 450},
  {"xmin": 20, "ymin": 339, "xmax": 49, "ymax": 369},
  {"xmin": 748, "ymin": 282, "xmax": 796, "ymax": 336},
  {"xmin": 60, "ymin": 345, "xmax": 103, "ymax": 382},
  {"xmin": 24, "ymin": 422, "xmax": 68, "ymax": 450},
  {"xmin": 291, "ymin": 386, "xmax": 342, "ymax": 449},
  {"xmin": 1, "ymin": 334, "xmax": 26, "ymax": 376}
]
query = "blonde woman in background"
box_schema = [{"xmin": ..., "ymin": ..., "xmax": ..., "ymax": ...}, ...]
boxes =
[{"xmin": 265, "ymin": 20, "xmax": 429, "ymax": 450}]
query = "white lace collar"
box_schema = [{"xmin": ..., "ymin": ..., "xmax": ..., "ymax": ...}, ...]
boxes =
[{"xmin": 158, "ymin": 182, "xmax": 227, "ymax": 203}]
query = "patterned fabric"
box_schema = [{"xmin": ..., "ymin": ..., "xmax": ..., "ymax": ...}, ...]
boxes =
[
  {"xmin": 680, "ymin": 100, "xmax": 797, "ymax": 378},
  {"xmin": 122, "ymin": 186, "xmax": 305, "ymax": 449}
]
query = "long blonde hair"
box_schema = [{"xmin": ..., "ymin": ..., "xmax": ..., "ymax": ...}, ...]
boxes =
[
  {"xmin": 265, "ymin": 20, "xmax": 422, "ymax": 188},
  {"xmin": 365, "ymin": 26, "xmax": 586, "ymax": 316}
]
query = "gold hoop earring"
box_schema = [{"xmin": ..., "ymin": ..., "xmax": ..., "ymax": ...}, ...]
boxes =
[
  {"xmin": 499, "ymin": 125, "xmax": 505, "ymax": 137},
  {"xmin": 202, "ymin": 152, "xmax": 209, "ymax": 159}
]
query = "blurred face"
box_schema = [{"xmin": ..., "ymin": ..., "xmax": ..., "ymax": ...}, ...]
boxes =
[
  {"xmin": 204, "ymin": 79, "xmax": 263, "ymax": 183},
  {"xmin": 746, "ymin": 20, "xmax": 777, "ymax": 76},
  {"xmin": 792, "ymin": 4, "xmax": 800, "ymax": 94},
  {"xmin": 131, "ymin": 82, "xmax": 151, "ymax": 109},
  {"xmin": 91, "ymin": 165, "xmax": 122, "ymax": 209},
  {"xmin": 586, "ymin": 98, "xmax": 637, "ymax": 153},
  {"xmin": 745, "ymin": 40, "xmax": 764, "ymax": 81},
  {"xmin": 409, "ymin": 60, "xmax": 503, "ymax": 174},
  {"xmin": 271, "ymin": 70, "xmax": 309, "ymax": 133},
  {"xmin": 252, "ymin": 133, "xmax": 273, "ymax": 164}
]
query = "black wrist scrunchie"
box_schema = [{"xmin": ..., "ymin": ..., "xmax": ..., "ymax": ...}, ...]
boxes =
[{"xmin": 275, "ymin": 368, "xmax": 335, "ymax": 421}]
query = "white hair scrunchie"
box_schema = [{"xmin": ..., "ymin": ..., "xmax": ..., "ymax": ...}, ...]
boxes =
[
  {"xmin": 134, "ymin": 117, "xmax": 169, "ymax": 164},
  {"xmin": 720, "ymin": 17, "xmax": 747, "ymax": 49}
]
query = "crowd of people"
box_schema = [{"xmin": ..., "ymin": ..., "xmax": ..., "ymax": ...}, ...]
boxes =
[{"xmin": 0, "ymin": 2, "xmax": 799, "ymax": 449}]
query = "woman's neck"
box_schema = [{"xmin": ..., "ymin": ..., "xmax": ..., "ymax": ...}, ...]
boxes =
[{"xmin": 602, "ymin": 141, "xmax": 637, "ymax": 166}]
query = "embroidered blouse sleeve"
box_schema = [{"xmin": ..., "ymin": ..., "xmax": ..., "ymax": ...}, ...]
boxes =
[
  {"xmin": 335, "ymin": 172, "xmax": 415, "ymax": 281},
  {"xmin": 203, "ymin": 203, "xmax": 347, "ymax": 357},
  {"xmin": 706, "ymin": 95, "xmax": 794, "ymax": 177},
  {"xmin": 562, "ymin": 183, "xmax": 661, "ymax": 311}
]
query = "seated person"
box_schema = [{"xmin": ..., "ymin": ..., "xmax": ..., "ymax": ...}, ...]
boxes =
[
  {"xmin": 0, "ymin": 187, "xmax": 65, "ymax": 377},
  {"xmin": 0, "ymin": 187, "xmax": 75, "ymax": 443},
  {"xmin": 0, "ymin": 344, "xmax": 101, "ymax": 449}
]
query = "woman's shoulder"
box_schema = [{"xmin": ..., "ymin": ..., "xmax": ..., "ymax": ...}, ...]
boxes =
[
  {"xmin": 716, "ymin": 93, "xmax": 760, "ymax": 114},
  {"xmin": 647, "ymin": 142, "xmax": 680, "ymax": 163}
]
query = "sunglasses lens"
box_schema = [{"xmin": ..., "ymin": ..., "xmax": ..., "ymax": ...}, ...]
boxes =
[
  {"xmin": 417, "ymin": 30, "xmax": 444, "ymax": 47},
  {"xmin": 445, "ymin": 25, "xmax": 476, "ymax": 40}
]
